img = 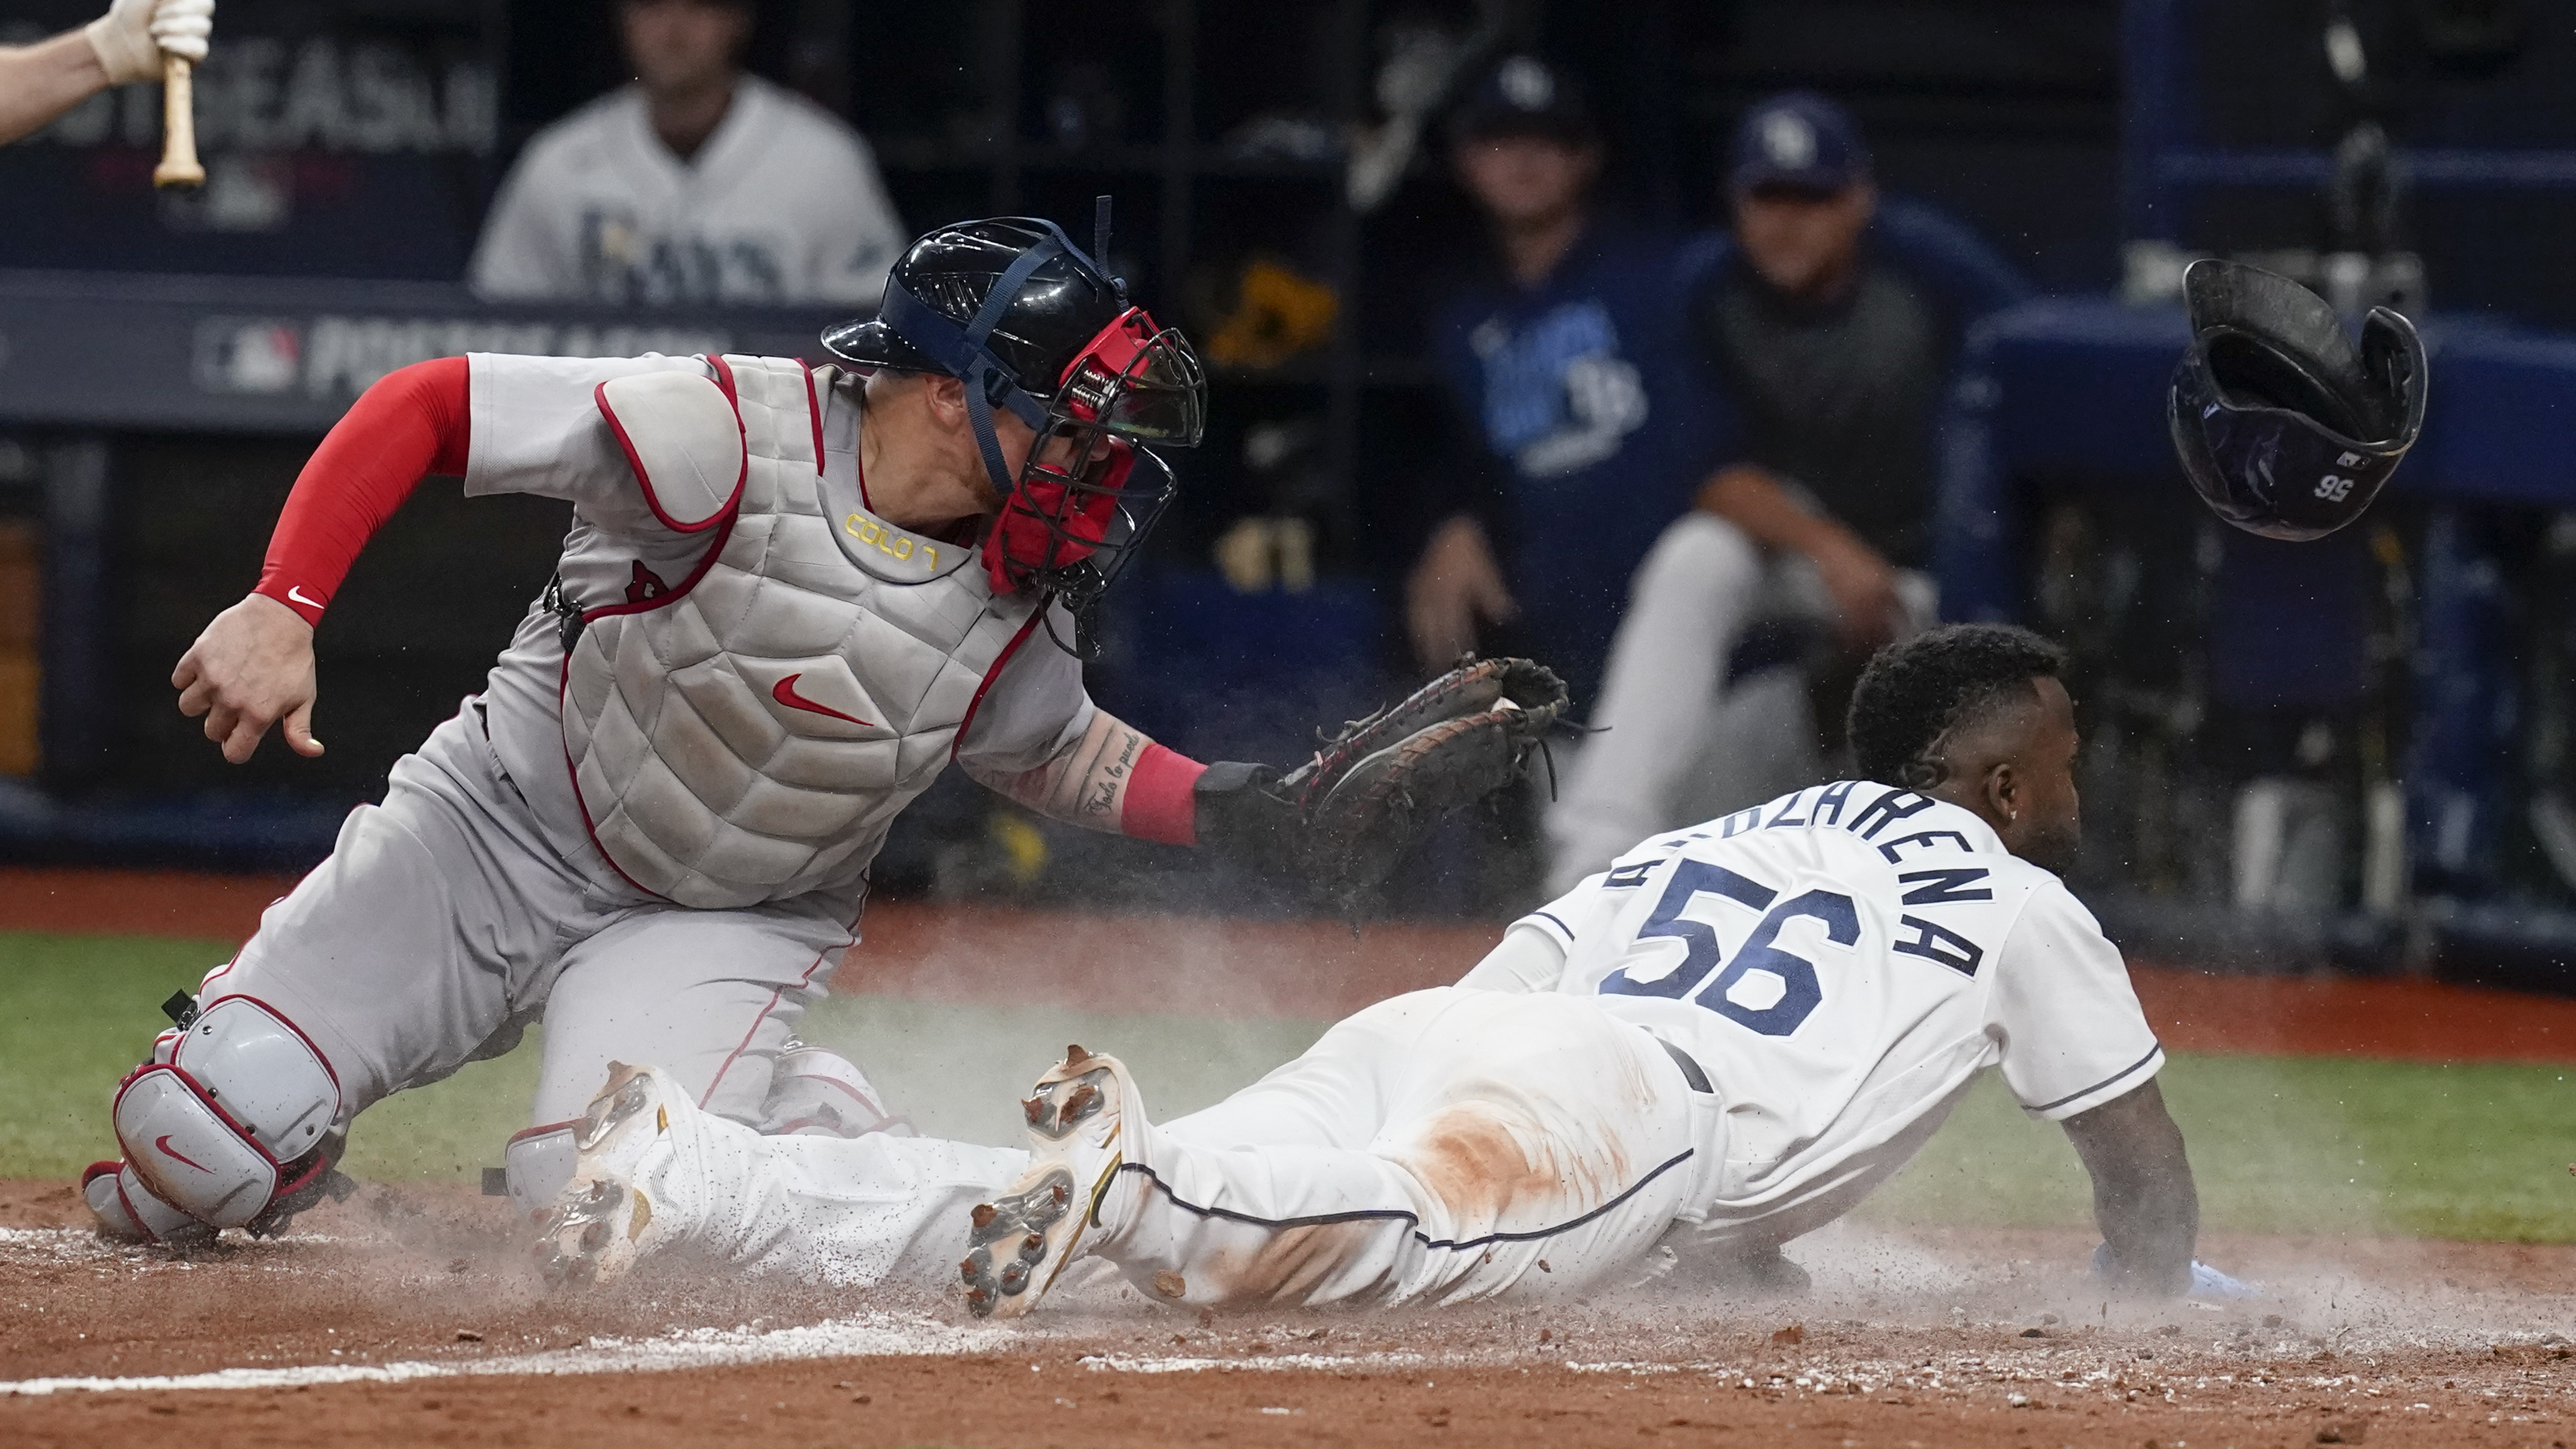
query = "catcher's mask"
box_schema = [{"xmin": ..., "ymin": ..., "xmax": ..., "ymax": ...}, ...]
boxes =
[
  {"xmin": 980, "ymin": 302, "xmax": 1206, "ymax": 604},
  {"xmin": 826, "ymin": 213, "xmax": 1206, "ymax": 643}
]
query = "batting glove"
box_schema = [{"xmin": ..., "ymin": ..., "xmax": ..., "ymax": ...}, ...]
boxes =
[
  {"xmin": 2189, "ymin": 1260, "xmax": 2258, "ymax": 1299},
  {"xmin": 87, "ymin": 0, "xmax": 213, "ymax": 86},
  {"xmin": 2091, "ymin": 1241, "xmax": 2259, "ymax": 1299}
]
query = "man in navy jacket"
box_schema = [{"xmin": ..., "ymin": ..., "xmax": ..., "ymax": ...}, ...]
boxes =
[{"xmin": 1545, "ymin": 90, "xmax": 2031, "ymax": 891}]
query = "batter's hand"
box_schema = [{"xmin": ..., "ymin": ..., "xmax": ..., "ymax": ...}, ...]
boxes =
[
  {"xmin": 1807, "ymin": 533, "xmax": 1904, "ymax": 649},
  {"xmin": 173, "ymin": 592, "xmax": 324, "ymax": 764},
  {"xmin": 85, "ymin": 0, "xmax": 213, "ymax": 86},
  {"xmin": 1405, "ymin": 515, "xmax": 1517, "ymax": 672}
]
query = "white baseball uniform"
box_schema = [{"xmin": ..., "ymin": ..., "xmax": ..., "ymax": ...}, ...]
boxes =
[
  {"xmin": 628, "ymin": 781, "xmax": 2162, "ymax": 1298},
  {"xmin": 469, "ymin": 75, "xmax": 905, "ymax": 307},
  {"xmin": 184, "ymin": 350, "xmax": 1087, "ymax": 1215},
  {"xmin": 1073, "ymin": 781, "xmax": 2161, "ymax": 1305}
]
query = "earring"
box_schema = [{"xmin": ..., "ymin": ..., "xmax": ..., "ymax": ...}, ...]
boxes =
[{"xmin": 2008, "ymin": 808, "xmax": 2020, "ymax": 823}]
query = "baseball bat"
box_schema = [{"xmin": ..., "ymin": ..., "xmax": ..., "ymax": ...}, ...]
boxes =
[{"xmin": 153, "ymin": 55, "xmax": 204, "ymax": 189}]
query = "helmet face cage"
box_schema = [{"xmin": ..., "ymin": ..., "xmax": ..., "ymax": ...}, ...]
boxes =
[{"xmin": 990, "ymin": 312, "xmax": 1206, "ymax": 599}]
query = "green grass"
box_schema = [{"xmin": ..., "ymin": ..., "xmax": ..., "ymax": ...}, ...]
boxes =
[
  {"xmin": 9, "ymin": 930, "xmax": 2575, "ymax": 1242},
  {"xmin": 1863, "ymin": 1056, "xmax": 2576, "ymax": 1241}
]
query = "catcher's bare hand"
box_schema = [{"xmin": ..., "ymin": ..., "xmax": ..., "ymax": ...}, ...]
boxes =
[
  {"xmin": 173, "ymin": 592, "xmax": 324, "ymax": 764},
  {"xmin": 1405, "ymin": 516, "xmax": 1518, "ymax": 672}
]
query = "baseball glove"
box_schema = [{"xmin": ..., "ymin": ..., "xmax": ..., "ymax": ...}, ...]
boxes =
[{"xmin": 1196, "ymin": 657, "xmax": 1568, "ymax": 904}]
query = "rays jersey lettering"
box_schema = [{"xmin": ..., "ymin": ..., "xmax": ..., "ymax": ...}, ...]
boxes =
[
  {"xmin": 1470, "ymin": 300, "xmax": 1650, "ymax": 479},
  {"xmin": 1518, "ymin": 782, "xmax": 2162, "ymax": 1247}
]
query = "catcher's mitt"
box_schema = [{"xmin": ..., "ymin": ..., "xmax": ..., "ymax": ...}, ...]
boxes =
[{"xmin": 1197, "ymin": 657, "xmax": 1568, "ymax": 904}]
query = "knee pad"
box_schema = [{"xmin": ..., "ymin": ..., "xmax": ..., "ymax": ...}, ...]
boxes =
[
  {"xmin": 501, "ymin": 1121, "xmax": 578, "ymax": 1221},
  {"xmin": 112, "ymin": 997, "xmax": 342, "ymax": 1230}
]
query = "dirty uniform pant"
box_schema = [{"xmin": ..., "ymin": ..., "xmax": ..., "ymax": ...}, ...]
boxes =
[
  {"xmin": 1094, "ymin": 987, "xmax": 1706, "ymax": 1309},
  {"xmin": 631, "ymin": 1112, "xmax": 1028, "ymax": 1287}
]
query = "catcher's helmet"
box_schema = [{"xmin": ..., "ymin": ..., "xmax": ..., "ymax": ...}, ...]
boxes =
[
  {"xmin": 2167, "ymin": 258, "xmax": 2426, "ymax": 542},
  {"xmin": 821, "ymin": 217, "xmax": 1205, "ymax": 620}
]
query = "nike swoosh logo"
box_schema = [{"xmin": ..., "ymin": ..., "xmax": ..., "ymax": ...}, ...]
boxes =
[
  {"xmin": 155, "ymin": 1135, "xmax": 212, "ymax": 1173},
  {"xmin": 287, "ymin": 585, "xmax": 322, "ymax": 609},
  {"xmin": 772, "ymin": 673, "xmax": 873, "ymax": 726}
]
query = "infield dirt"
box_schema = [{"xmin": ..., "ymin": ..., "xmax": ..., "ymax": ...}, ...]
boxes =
[{"xmin": 8, "ymin": 1178, "xmax": 2576, "ymax": 1448}]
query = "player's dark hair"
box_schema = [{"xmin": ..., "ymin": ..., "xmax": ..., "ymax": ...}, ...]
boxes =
[{"xmin": 1846, "ymin": 624, "xmax": 2067, "ymax": 788}]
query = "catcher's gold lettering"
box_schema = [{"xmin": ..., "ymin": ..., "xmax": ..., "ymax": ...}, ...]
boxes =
[{"xmin": 847, "ymin": 513, "xmax": 931, "ymax": 566}]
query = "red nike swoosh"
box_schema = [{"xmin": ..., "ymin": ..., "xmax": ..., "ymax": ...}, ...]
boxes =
[
  {"xmin": 773, "ymin": 673, "xmax": 873, "ymax": 726},
  {"xmin": 155, "ymin": 1135, "xmax": 212, "ymax": 1173}
]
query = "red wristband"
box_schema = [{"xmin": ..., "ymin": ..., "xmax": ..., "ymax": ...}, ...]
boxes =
[{"xmin": 1120, "ymin": 742, "xmax": 1207, "ymax": 846}]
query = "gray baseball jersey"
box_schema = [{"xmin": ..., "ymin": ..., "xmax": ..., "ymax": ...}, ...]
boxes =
[{"xmin": 466, "ymin": 350, "xmax": 1092, "ymax": 911}]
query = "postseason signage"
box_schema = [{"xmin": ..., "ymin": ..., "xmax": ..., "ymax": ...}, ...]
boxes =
[{"xmin": 0, "ymin": 270, "xmax": 839, "ymax": 434}]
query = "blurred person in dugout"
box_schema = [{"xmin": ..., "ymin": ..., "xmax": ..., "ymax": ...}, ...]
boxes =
[
  {"xmin": 0, "ymin": 1, "xmax": 212, "ymax": 147},
  {"xmin": 1405, "ymin": 54, "xmax": 1721, "ymax": 749},
  {"xmin": 470, "ymin": 0, "xmax": 903, "ymax": 306},
  {"xmin": 1543, "ymin": 90, "xmax": 2034, "ymax": 893}
]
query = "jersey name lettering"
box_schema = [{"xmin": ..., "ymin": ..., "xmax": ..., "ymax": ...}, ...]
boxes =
[
  {"xmin": 1603, "ymin": 860, "xmax": 1658, "ymax": 890},
  {"xmin": 1897, "ymin": 866, "xmax": 1993, "ymax": 905},
  {"xmin": 1892, "ymin": 914, "xmax": 1984, "ymax": 976},
  {"xmin": 1878, "ymin": 829, "xmax": 1974, "ymax": 864}
]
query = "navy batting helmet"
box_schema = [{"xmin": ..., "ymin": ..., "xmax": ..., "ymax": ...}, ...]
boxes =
[{"xmin": 2167, "ymin": 258, "xmax": 2426, "ymax": 542}]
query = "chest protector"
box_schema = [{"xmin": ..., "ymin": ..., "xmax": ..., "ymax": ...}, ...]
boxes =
[{"xmin": 562, "ymin": 354, "xmax": 1043, "ymax": 908}]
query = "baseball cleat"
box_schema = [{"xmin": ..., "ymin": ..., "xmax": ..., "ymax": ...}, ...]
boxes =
[
  {"xmin": 961, "ymin": 1044, "xmax": 1140, "ymax": 1320},
  {"xmin": 533, "ymin": 1062, "xmax": 692, "ymax": 1288}
]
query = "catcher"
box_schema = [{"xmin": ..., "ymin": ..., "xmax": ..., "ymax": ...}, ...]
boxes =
[{"xmin": 86, "ymin": 210, "xmax": 1562, "ymax": 1248}]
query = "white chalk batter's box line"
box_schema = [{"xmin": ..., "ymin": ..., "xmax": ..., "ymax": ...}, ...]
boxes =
[{"xmin": 0, "ymin": 1311, "xmax": 1022, "ymax": 1397}]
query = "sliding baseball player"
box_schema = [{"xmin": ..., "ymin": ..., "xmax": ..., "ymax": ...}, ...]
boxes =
[{"xmin": 532, "ymin": 625, "xmax": 2240, "ymax": 1306}]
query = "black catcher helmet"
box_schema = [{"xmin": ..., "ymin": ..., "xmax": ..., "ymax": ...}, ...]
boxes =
[
  {"xmin": 822, "ymin": 214, "xmax": 1206, "ymax": 635},
  {"xmin": 2168, "ymin": 258, "xmax": 2426, "ymax": 542}
]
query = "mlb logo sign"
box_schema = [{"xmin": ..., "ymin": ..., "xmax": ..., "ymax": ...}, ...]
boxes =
[{"xmin": 192, "ymin": 318, "xmax": 304, "ymax": 396}]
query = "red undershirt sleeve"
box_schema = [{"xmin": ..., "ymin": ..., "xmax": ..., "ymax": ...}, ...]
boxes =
[
  {"xmin": 1119, "ymin": 741, "xmax": 1207, "ymax": 846},
  {"xmin": 252, "ymin": 355, "xmax": 471, "ymax": 626}
]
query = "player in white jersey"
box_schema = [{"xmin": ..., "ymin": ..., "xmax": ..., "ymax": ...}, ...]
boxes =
[
  {"xmin": 469, "ymin": 0, "xmax": 904, "ymax": 307},
  {"xmin": 519, "ymin": 624, "xmax": 2223, "ymax": 1304},
  {"xmin": 83, "ymin": 215, "xmax": 1468, "ymax": 1252},
  {"xmin": 956, "ymin": 623, "xmax": 2218, "ymax": 1311}
]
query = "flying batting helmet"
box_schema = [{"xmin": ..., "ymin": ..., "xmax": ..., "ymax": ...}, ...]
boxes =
[{"xmin": 2168, "ymin": 258, "xmax": 2426, "ymax": 542}]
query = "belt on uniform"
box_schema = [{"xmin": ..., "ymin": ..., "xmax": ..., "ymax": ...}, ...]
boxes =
[{"xmin": 1658, "ymin": 1037, "xmax": 1712, "ymax": 1094}]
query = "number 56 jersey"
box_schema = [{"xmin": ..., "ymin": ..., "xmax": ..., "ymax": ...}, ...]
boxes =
[{"xmin": 1520, "ymin": 781, "xmax": 2164, "ymax": 1251}]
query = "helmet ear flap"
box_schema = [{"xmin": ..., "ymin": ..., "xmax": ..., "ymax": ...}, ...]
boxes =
[{"xmin": 2357, "ymin": 305, "xmax": 2427, "ymax": 443}]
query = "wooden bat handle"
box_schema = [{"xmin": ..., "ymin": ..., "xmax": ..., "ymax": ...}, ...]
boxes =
[{"xmin": 153, "ymin": 55, "xmax": 204, "ymax": 189}]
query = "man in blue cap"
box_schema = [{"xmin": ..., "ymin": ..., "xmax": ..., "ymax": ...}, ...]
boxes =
[
  {"xmin": 1545, "ymin": 90, "xmax": 2032, "ymax": 891},
  {"xmin": 1403, "ymin": 55, "xmax": 1723, "ymax": 724}
]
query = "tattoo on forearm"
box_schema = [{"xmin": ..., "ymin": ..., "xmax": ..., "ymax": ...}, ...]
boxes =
[{"xmin": 978, "ymin": 713, "xmax": 1150, "ymax": 832}]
